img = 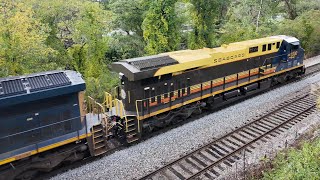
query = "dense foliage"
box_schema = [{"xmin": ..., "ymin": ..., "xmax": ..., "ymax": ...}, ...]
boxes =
[
  {"xmin": 142, "ymin": 0, "xmax": 180, "ymax": 54},
  {"xmin": 263, "ymin": 138, "xmax": 320, "ymax": 179},
  {"xmin": 0, "ymin": 0, "xmax": 320, "ymax": 100}
]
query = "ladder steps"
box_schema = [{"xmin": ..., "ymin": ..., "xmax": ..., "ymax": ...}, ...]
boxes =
[
  {"xmin": 93, "ymin": 128, "xmax": 103, "ymax": 133},
  {"xmin": 126, "ymin": 127, "xmax": 136, "ymax": 133},
  {"xmin": 127, "ymin": 137, "xmax": 139, "ymax": 144},
  {"xmin": 127, "ymin": 118, "xmax": 135, "ymax": 123},
  {"xmin": 125, "ymin": 117, "xmax": 140, "ymax": 144},
  {"xmin": 94, "ymin": 137, "xmax": 105, "ymax": 144},
  {"xmin": 127, "ymin": 132, "xmax": 137, "ymax": 137},
  {"xmin": 94, "ymin": 148, "xmax": 107, "ymax": 156},
  {"xmin": 92, "ymin": 126, "xmax": 103, "ymax": 133},
  {"xmin": 94, "ymin": 131, "xmax": 104, "ymax": 138},
  {"xmin": 94, "ymin": 142, "xmax": 106, "ymax": 150},
  {"xmin": 91, "ymin": 124, "xmax": 109, "ymax": 156}
]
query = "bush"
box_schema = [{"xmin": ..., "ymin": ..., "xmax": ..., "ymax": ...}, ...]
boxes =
[{"xmin": 263, "ymin": 138, "xmax": 320, "ymax": 179}]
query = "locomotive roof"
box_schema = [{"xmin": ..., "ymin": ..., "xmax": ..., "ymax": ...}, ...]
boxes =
[
  {"xmin": 0, "ymin": 70, "xmax": 85, "ymax": 108},
  {"xmin": 112, "ymin": 35, "xmax": 299, "ymax": 81}
]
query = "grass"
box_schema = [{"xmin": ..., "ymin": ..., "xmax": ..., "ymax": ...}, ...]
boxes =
[{"xmin": 261, "ymin": 131, "xmax": 320, "ymax": 180}]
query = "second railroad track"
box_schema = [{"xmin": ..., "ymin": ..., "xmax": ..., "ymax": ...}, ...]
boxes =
[{"xmin": 140, "ymin": 92, "xmax": 318, "ymax": 180}]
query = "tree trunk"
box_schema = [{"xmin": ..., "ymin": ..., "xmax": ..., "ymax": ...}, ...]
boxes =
[
  {"xmin": 256, "ymin": 0, "xmax": 263, "ymax": 32},
  {"xmin": 283, "ymin": 0, "xmax": 297, "ymax": 20}
]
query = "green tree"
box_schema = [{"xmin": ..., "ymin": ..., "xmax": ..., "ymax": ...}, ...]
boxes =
[
  {"xmin": 281, "ymin": 0, "xmax": 298, "ymax": 20},
  {"xmin": 67, "ymin": 1, "xmax": 118, "ymax": 99},
  {"xmin": 296, "ymin": 0, "xmax": 320, "ymax": 14},
  {"xmin": 29, "ymin": 0, "xmax": 117, "ymax": 99},
  {"xmin": 30, "ymin": 0, "xmax": 111, "ymax": 75},
  {"xmin": 277, "ymin": 10, "xmax": 320, "ymax": 57},
  {"xmin": 217, "ymin": 0, "xmax": 279, "ymax": 45},
  {"xmin": 29, "ymin": 0, "xmax": 80, "ymax": 70},
  {"xmin": 105, "ymin": 0, "xmax": 148, "ymax": 61},
  {"xmin": 109, "ymin": 0, "xmax": 146, "ymax": 37},
  {"xmin": 187, "ymin": 0, "xmax": 228, "ymax": 49},
  {"xmin": 68, "ymin": 1, "xmax": 111, "ymax": 76},
  {"xmin": 106, "ymin": 34, "xmax": 145, "ymax": 61},
  {"xmin": 142, "ymin": 0, "xmax": 180, "ymax": 55},
  {"xmin": 0, "ymin": 1, "xmax": 55, "ymax": 77}
]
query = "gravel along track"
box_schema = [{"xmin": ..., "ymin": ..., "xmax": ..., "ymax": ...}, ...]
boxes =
[
  {"xmin": 218, "ymin": 110, "xmax": 320, "ymax": 180},
  {"xmin": 304, "ymin": 55, "xmax": 320, "ymax": 67},
  {"xmin": 52, "ymin": 58, "xmax": 320, "ymax": 180},
  {"xmin": 140, "ymin": 93, "xmax": 317, "ymax": 180}
]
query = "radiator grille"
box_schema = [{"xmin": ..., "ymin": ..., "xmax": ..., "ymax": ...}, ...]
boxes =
[
  {"xmin": 129, "ymin": 55, "xmax": 178, "ymax": 70},
  {"xmin": 0, "ymin": 79, "xmax": 26, "ymax": 97},
  {"xmin": 29, "ymin": 72, "xmax": 71, "ymax": 92}
]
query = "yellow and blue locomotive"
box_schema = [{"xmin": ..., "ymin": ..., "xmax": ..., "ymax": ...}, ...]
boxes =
[{"xmin": 106, "ymin": 35, "xmax": 305, "ymax": 143}]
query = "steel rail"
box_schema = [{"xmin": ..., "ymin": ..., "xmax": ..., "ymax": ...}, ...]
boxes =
[
  {"xmin": 187, "ymin": 99, "xmax": 316, "ymax": 179},
  {"xmin": 139, "ymin": 93, "xmax": 316, "ymax": 180}
]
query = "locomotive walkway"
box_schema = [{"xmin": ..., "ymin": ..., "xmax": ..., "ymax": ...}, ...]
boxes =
[{"xmin": 139, "ymin": 93, "xmax": 317, "ymax": 180}]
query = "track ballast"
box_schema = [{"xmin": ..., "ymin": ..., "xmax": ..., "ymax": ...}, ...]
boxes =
[{"xmin": 140, "ymin": 93, "xmax": 317, "ymax": 180}]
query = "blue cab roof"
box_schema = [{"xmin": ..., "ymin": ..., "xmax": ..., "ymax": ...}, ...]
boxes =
[{"xmin": 0, "ymin": 70, "xmax": 86, "ymax": 108}]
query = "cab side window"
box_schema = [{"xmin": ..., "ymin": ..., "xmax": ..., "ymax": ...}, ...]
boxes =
[
  {"xmin": 164, "ymin": 83, "xmax": 168, "ymax": 98},
  {"xmin": 187, "ymin": 78, "xmax": 191, "ymax": 95},
  {"xmin": 170, "ymin": 83, "xmax": 174, "ymax": 97},
  {"xmin": 249, "ymin": 46, "xmax": 259, "ymax": 53},
  {"xmin": 151, "ymin": 88, "xmax": 156, "ymax": 103},
  {"xmin": 262, "ymin": 44, "xmax": 267, "ymax": 52}
]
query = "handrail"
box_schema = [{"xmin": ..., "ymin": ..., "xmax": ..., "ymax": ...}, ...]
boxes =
[
  {"xmin": 113, "ymin": 99, "xmax": 129, "ymax": 132},
  {"xmin": 104, "ymin": 92, "xmax": 113, "ymax": 109},
  {"xmin": 91, "ymin": 126, "xmax": 95, "ymax": 147},
  {"xmin": 132, "ymin": 63, "xmax": 283, "ymax": 104},
  {"xmin": 96, "ymin": 101, "xmax": 106, "ymax": 126},
  {"xmin": 87, "ymin": 96, "xmax": 95, "ymax": 115},
  {"xmin": 135, "ymin": 100, "xmax": 142, "ymax": 121},
  {"xmin": 135, "ymin": 100, "xmax": 143, "ymax": 133},
  {"xmin": 134, "ymin": 63, "xmax": 303, "ymax": 121}
]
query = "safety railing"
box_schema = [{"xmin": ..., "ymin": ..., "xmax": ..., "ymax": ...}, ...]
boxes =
[
  {"xmin": 134, "ymin": 66, "xmax": 271, "ymax": 119},
  {"xmin": 112, "ymin": 99, "xmax": 125, "ymax": 118},
  {"xmin": 104, "ymin": 92, "xmax": 113, "ymax": 110},
  {"xmin": 103, "ymin": 90, "xmax": 133, "ymax": 133},
  {"xmin": 113, "ymin": 99, "xmax": 130, "ymax": 132},
  {"xmin": 135, "ymin": 100, "xmax": 142, "ymax": 121},
  {"xmin": 87, "ymin": 96, "xmax": 108, "ymax": 128}
]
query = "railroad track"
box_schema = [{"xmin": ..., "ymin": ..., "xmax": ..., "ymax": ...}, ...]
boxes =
[
  {"xmin": 140, "ymin": 93, "xmax": 317, "ymax": 180},
  {"xmin": 305, "ymin": 62, "xmax": 320, "ymax": 75}
]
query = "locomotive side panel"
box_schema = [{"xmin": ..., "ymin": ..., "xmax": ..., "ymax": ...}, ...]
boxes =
[
  {"xmin": 0, "ymin": 93, "xmax": 82, "ymax": 155},
  {"xmin": 113, "ymin": 36, "xmax": 305, "ymax": 124},
  {"xmin": 121, "ymin": 52, "xmax": 277, "ymax": 112},
  {"xmin": 0, "ymin": 71, "xmax": 88, "ymax": 178}
]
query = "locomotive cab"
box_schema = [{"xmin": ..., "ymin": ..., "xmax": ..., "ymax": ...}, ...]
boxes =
[{"xmin": 276, "ymin": 36, "xmax": 304, "ymax": 71}]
